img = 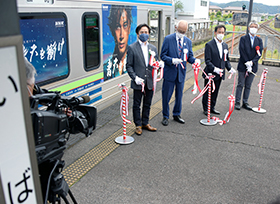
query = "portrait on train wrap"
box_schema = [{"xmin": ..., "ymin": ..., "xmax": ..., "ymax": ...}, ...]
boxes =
[{"xmin": 102, "ymin": 4, "xmax": 137, "ymax": 81}]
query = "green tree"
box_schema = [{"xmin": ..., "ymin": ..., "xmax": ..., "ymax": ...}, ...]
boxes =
[
  {"xmin": 216, "ymin": 11, "xmax": 222, "ymax": 16},
  {"xmin": 150, "ymin": 11, "xmax": 158, "ymax": 18},
  {"xmin": 174, "ymin": 0, "xmax": 184, "ymax": 14},
  {"xmin": 228, "ymin": 13, "xmax": 232, "ymax": 18},
  {"xmin": 223, "ymin": 14, "xmax": 228, "ymax": 20}
]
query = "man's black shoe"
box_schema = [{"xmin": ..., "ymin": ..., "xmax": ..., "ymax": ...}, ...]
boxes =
[
  {"xmin": 242, "ymin": 103, "xmax": 252, "ymax": 110},
  {"xmin": 235, "ymin": 102, "xmax": 241, "ymax": 110},
  {"xmin": 162, "ymin": 117, "xmax": 169, "ymax": 126},
  {"xmin": 210, "ymin": 109, "xmax": 220, "ymax": 115},
  {"xmin": 173, "ymin": 115, "xmax": 185, "ymax": 124}
]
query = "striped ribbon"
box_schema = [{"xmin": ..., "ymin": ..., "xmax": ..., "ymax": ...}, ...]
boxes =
[
  {"xmin": 191, "ymin": 75, "xmax": 215, "ymax": 104},
  {"xmin": 152, "ymin": 61, "xmax": 164, "ymax": 95},
  {"xmin": 118, "ymin": 84, "xmax": 131, "ymax": 124},
  {"xmin": 257, "ymin": 68, "xmax": 268, "ymax": 111}
]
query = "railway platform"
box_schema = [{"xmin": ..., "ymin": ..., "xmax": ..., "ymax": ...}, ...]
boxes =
[{"xmin": 61, "ymin": 62, "xmax": 280, "ymax": 204}]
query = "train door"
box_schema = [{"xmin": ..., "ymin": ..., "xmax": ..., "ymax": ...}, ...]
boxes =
[{"xmin": 148, "ymin": 10, "xmax": 162, "ymax": 52}]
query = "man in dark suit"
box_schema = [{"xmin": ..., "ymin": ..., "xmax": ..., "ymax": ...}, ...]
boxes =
[
  {"xmin": 160, "ymin": 20, "xmax": 200, "ymax": 126},
  {"xmin": 235, "ymin": 21, "xmax": 263, "ymax": 111},
  {"xmin": 127, "ymin": 23, "xmax": 161, "ymax": 135},
  {"xmin": 202, "ymin": 25, "xmax": 236, "ymax": 115}
]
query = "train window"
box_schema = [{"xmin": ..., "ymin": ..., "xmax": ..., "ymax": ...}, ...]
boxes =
[
  {"xmin": 83, "ymin": 13, "xmax": 100, "ymax": 70},
  {"xmin": 20, "ymin": 13, "xmax": 70, "ymax": 86}
]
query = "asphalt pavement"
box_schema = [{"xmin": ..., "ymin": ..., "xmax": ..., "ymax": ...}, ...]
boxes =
[{"xmin": 62, "ymin": 62, "xmax": 280, "ymax": 204}]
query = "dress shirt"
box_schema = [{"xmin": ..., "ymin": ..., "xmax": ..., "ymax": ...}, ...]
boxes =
[
  {"xmin": 214, "ymin": 37, "xmax": 223, "ymax": 59},
  {"xmin": 249, "ymin": 33, "xmax": 255, "ymax": 47},
  {"xmin": 139, "ymin": 40, "xmax": 149, "ymax": 67}
]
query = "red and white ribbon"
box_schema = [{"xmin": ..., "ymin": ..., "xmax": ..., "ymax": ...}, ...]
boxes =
[
  {"xmin": 191, "ymin": 75, "xmax": 215, "ymax": 104},
  {"xmin": 192, "ymin": 62, "xmax": 202, "ymax": 94},
  {"xmin": 118, "ymin": 84, "xmax": 131, "ymax": 124},
  {"xmin": 257, "ymin": 68, "xmax": 268, "ymax": 111},
  {"xmin": 256, "ymin": 46, "xmax": 261, "ymax": 57},
  {"xmin": 152, "ymin": 61, "xmax": 164, "ymax": 95},
  {"xmin": 118, "ymin": 84, "xmax": 132, "ymax": 140},
  {"xmin": 183, "ymin": 49, "xmax": 188, "ymax": 62},
  {"xmin": 149, "ymin": 50, "xmax": 156, "ymax": 66},
  {"xmin": 211, "ymin": 116, "xmax": 225, "ymax": 125}
]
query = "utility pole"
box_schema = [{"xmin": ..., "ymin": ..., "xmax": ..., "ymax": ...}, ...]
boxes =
[{"xmin": 246, "ymin": 0, "xmax": 254, "ymax": 34}]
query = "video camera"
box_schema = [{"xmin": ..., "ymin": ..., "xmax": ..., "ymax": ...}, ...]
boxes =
[
  {"xmin": 30, "ymin": 92, "xmax": 96, "ymax": 164},
  {"xmin": 30, "ymin": 92, "xmax": 96, "ymax": 203}
]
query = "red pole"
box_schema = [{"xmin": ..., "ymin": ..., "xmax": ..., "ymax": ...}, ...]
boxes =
[
  {"xmin": 122, "ymin": 90, "xmax": 127, "ymax": 140},
  {"xmin": 258, "ymin": 69, "xmax": 268, "ymax": 111}
]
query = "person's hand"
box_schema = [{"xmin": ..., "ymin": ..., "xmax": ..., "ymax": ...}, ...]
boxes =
[
  {"xmin": 247, "ymin": 66, "xmax": 252, "ymax": 73},
  {"xmin": 245, "ymin": 61, "xmax": 253, "ymax": 67},
  {"xmin": 135, "ymin": 76, "xmax": 144, "ymax": 85},
  {"xmin": 195, "ymin": 59, "xmax": 201, "ymax": 65},
  {"xmin": 159, "ymin": 61, "xmax": 165, "ymax": 68},
  {"xmin": 214, "ymin": 67, "xmax": 223, "ymax": 74},
  {"xmin": 229, "ymin": 68, "xmax": 236, "ymax": 74},
  {"xmin": 172, "ymin": 58, "xmax": 183, "ymax": 65}
]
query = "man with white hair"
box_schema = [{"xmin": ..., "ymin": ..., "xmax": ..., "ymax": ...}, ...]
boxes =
[
  {"xmin": 235, "ymin": 20, "xmax": 263, "ymax": 111},
  {"xmin": 25, "ymin": 58, "xmax": 48, "ymax": 96},
  {"xmin": 160, "ymin": 20, "xmax": 200, "ymax": 126}
]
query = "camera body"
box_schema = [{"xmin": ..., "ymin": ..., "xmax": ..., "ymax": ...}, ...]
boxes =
[{"xmin": 30, "ymin": 92, "xmax": 97, "ymax": 164}]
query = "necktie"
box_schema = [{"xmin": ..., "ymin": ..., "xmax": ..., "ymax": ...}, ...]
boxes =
[{"xmin": 178, "ymin": 38, "xmax": 182, "ymax": 56}]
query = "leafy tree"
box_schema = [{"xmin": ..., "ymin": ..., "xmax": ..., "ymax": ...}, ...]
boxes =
[
  {"xmin": 223, "ymin": 14, "xmax": 228, "ymax": 20},
  {"xmin": 150, "ymin": 11, "xmax": 158, "ymax": 18},
  {"xmin": 174, "ymin": 0, "xmax": 184, "ymax": 14},
  {"xmin": 216, "ymin": 11, "xmax": 222, "ymax": 16}
]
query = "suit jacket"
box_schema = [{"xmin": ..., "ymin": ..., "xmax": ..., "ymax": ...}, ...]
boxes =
[
  {"xmin": 203, "ymin": 38, "xmax": 231, "ymax": 80},
  {"xmin": 160, "ymin": 33, "xmax": 196, "ymax": 83},
  {"xmin": 126, "ymin": 41, "xmax": 158, "ymax": 90},
  {"xmin": 237, "ymin": 34, "xmax": 263, "ymax": 73}
]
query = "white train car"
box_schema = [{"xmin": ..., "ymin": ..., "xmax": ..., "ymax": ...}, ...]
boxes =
[{"xmin": 17, "ymin": 0, "xmax": 173, "ymax": 111}]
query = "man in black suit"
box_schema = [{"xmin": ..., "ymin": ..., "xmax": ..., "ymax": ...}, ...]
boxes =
[
  {"xmin": 235, "ymin": 21, "xmax": 263, "ymax": 111},
  {"xmin": 202, "ymin": 25, "xmax": 236, "ymax": 115},
  {"xmin": 127, "ymin": 23, "xmax": 161, "ymax": 135}
]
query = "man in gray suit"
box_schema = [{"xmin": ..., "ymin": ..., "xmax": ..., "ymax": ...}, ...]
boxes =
[{"xmin": 127, "ymin": 23, "xmax": 160, "ymax": 135}]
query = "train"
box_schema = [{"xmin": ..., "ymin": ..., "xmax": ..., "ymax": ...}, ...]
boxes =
[
  {"xmin": 275, "ymin": 14, "xmax": 280, "ymax": 28},
  {"xmin": 232, "ymin": 11, "xmax": 249, "ymax": 26},
  {"xmin": 17, "ymin": 0, "xmax": 173, "ymax": 111}
]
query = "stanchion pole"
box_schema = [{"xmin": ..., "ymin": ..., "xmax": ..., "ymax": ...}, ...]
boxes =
[
  {"xmin": 115, "ymin": 83, "xmax": 134, "ymax": 144},
  {"xmin": 252, "ymin": 68, "xmax": 268, "ymax": 113},
  {"xmin": 200, "ymin": 74, "xmax": 217, "ymax": 126}
]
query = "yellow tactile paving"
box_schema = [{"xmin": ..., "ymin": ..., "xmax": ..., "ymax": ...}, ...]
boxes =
[{"xmin": 62, "ymin": 73, "xmax": 202, "ymax": 187}]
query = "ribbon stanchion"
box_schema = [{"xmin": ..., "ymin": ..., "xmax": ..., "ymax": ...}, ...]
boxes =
[
  {"xmin": 252, "ymin": 68, "xmax": 268, "ymax": 114},
  {"xmin": 191, "ymin": 73, "xmax": 217, "ymax": 126},
  {"xmin": 200, "ymin": 74, "xmax": 217, "ymax": 126},
  {"xmin": 152, "ymin": 61, "xmax": 164, "ymax": 95},
  {"xmin": 115, "ymin": 83, "xmax": 134, "ymax": 144}
]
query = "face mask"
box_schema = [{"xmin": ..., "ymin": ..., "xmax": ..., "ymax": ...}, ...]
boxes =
[
  {"xmin": 139, "ymin": 33, "xmax": 149, "ymax": 42},
  {"xmin": 216, "ymin": 34, "xmax": 224, "ymax": 41},
  {"xmin": 250, "ymin": 28, "xmax": 258, "ymax": 35},
  {"xmin": 176, "ymin": 32, "xmax": 184, "ymax": 39}
]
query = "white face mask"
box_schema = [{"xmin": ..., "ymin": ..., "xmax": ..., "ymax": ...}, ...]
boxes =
[
  {"xmin": 250, "ymin": 28, "xmax": 258, "ymax": 35},
  {"xmin": 176, "ymin": 32, "xmax": 184, "ymax": 39},
  {"xmin": 216, "ymin": 34, "xmax": 224, "ymax": 41}
]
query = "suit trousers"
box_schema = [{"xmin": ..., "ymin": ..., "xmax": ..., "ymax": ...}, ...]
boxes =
[
  {"xmin": 133, "ymin": 86, "xmax": 153, "ymax": 127},
  {"xmin": 202, "ymin": 78, "xmax": 222, "ymax": 111},
  {"xmin": 162, "ymin": 78, "xmax": 184, "ymax": 119},
  {"xmin": 235, "ymin": 71, "xmax": 255, "ymax": 104}
]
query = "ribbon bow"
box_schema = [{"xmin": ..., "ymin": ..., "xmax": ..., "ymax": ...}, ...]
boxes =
[{"xmin": 256, "ymin": 46, "xmax": 261, "ymax": 56}]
